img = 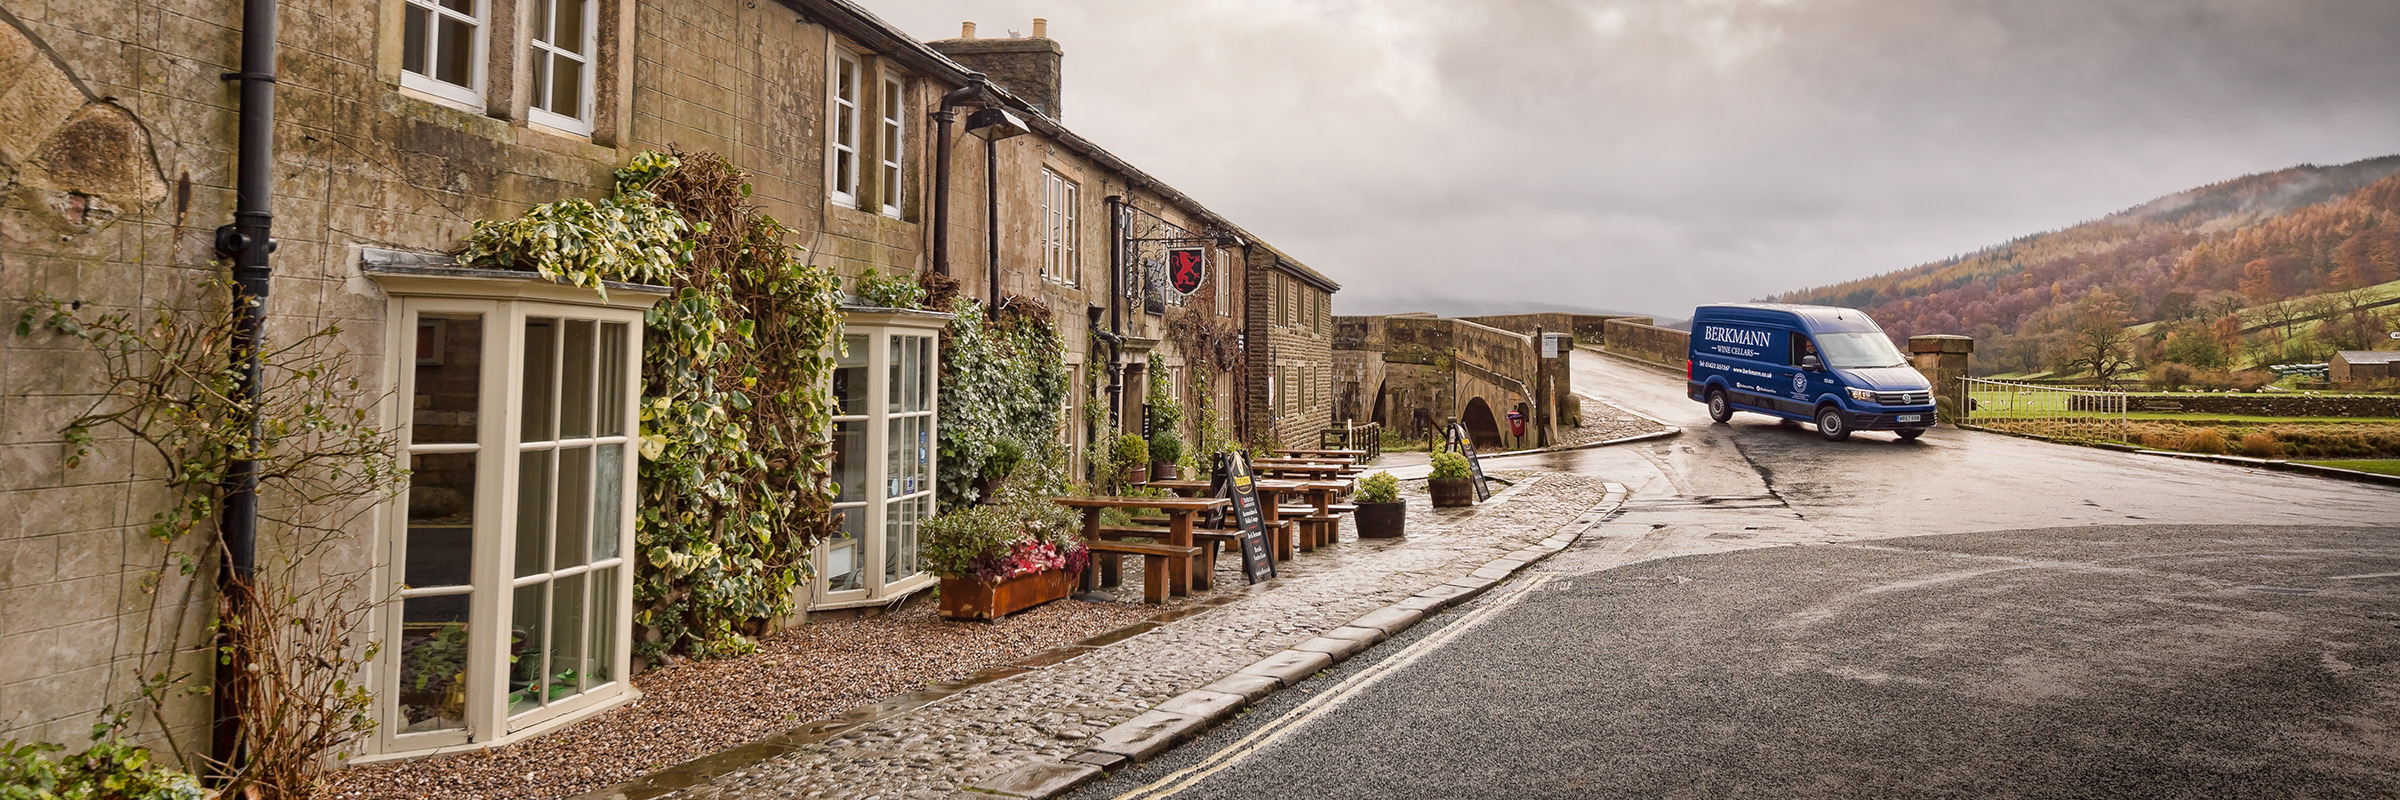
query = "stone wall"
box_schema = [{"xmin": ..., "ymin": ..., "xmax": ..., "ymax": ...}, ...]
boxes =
[
  {"xmin": 1602, "ymin": 318, "xmax": 1689, "ymax": 370},
  {"xmin": 2126, "ymin": 393, "xmax": 2400, "ymax": 417},
  {"xmin": 1458, "ymin": 313, "xmax": 1635, "ymax": 349}
]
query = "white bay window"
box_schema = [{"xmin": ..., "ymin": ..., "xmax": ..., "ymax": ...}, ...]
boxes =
[
  {"xmin": 366, "ymin": 265, "xmax": 662, "ymax": 758},
  {"xmin": 817, "ymin": 308, "xmax": 947, "ymax": 609}
]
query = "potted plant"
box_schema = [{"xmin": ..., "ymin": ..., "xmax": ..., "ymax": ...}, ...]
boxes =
[
  {"xmin": 923, "ymin": 490, "xmax": 1091, "ymax": 620},
  {"xmin": 1112, "ymin": 432, "xmax": 1150, "ymax": 488},
  {"xmin": 1148, "ymin": 430, "xmax": 1184, "ymax": 480},
  {"xmin": 1428, "ymin": 450, "xmax": 1476, "ymax": 508},
  {"xmin": 1354, "ymin": 471, "xmax": 1405, "ymax": 538}
]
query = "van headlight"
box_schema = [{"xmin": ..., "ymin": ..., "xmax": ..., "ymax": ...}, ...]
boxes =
[{"xmin": 1847, "ymin": 387, "xmax": 1876, "ymax": 403}]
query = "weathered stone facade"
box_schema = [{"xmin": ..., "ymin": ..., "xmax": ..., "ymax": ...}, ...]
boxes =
[
  {"xmin": 1246, "ymin": 248, "xmax": 1341, "ymax": 448},
  {"xmin": 0, "ymin": 0, "xmax": 1329, "ymax": 763}
]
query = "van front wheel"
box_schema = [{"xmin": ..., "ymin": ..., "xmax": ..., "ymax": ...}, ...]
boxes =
[
  {"xmin": 1815, "ymin": 405, "xmax": 1852, "ymax": 441},
  {"xmin": 1706, "ymin": 388, "xmax": 1733, "ymax": 423}
]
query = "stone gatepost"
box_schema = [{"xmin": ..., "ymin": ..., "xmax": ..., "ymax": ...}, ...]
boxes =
[{"xmin": 1908, "ymin": 335, "xmax": 1974, "ymax": 424}]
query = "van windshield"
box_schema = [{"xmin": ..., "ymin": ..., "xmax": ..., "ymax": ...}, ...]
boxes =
[{"xmin": 1816, "ymin": 332, "xmax": 1907, "ymax": 369}]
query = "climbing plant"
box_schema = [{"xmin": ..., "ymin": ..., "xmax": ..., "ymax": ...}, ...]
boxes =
[
  {"xmin": 461, "ymin": 149, "xmax": 845, "ymax": 658},
  {"xmin": 16, "ymin": 275, "xmax": 401, "ymax": 797},
  {"xmin": 935, "ymin": 295, "xmax": 1070, "ymax": 511}
]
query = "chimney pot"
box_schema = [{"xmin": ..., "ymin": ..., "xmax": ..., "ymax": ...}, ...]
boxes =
[
  {"xmin": 961, "ymin": 21, "xmax": 976, "ymax": 38},
  {"xmin": 1032, "ymin": 18, "xmax": 1047, "ymax": 38}
]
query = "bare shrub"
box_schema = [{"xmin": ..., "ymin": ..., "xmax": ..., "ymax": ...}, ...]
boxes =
[
  {"xmin": 2178, "ymin": 428, "xmax": 2230, "ymax": 454},
  {"xmin": 2238, "ymin": 433, "xmax": 2284, "ymax": 458}
]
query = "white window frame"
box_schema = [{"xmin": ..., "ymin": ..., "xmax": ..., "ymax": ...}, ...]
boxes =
[
  {"xmin": 1041, "ymin": 169, "xmax": 1081, "ymax": 285},
  {"xmin": 830, "ymin": 52, "xmax": 862, "ymax": 208},
  {"xmin": 399, "ymin": 0, "xmax": 490, "ymax": 108},
  {"xmin": 1215, "ymin": 248, "xmax": 1233, "ymax": 316},
  {"xmin": 814, "ymin": 309, "xmax": 948, "ymax": 610},
  {"xmin": 363, "ymin": 270, "xmax": 661, "ymax": 760},
  {"xmin": 525, "ymin": 0, "xmax": 598, "ymax": 135},
  {"xmin": 878, "ymin": 73, "xmax": 905, "ymax": 218}
]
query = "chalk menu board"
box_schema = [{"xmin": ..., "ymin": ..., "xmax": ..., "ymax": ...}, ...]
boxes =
[
  {"xmin": 1448, "ymin": 423, "xmax": 1491, "ymax": 501},
  {"xmin": 1220, "ymin": 453, "xmax": 1276, "ymax": 584}
]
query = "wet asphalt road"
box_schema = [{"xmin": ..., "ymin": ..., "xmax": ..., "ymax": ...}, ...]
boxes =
[{"xmin": 1067, "ymin": 351, "xmax": 2400, "ymax": 799}]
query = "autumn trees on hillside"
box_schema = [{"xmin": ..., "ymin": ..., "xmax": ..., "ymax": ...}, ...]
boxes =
[{"xmin": 1781, "ymin": 160, "xmax": 2400, "ymax": 379}]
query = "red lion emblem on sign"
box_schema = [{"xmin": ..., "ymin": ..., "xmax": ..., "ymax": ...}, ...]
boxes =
[{"xmin": 1169, "ymin": 248, "xmax": 1206, "ymax": 294}]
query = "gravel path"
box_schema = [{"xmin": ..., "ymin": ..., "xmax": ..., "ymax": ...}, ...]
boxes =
[{"xmin": 323, "ymin": 599, "xmax": 1155, "ymax": 800}]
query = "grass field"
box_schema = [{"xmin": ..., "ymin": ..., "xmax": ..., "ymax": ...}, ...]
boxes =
[
  {"xmin": 2295, "ymin": 459, "xmax": 2400, "ymax": 476},
  {"xmin": 1964, "ymin": 388, "xmax": 2400, "ymax": 425}
]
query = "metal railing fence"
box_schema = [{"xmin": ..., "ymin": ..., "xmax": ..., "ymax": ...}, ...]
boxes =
[{"xmin": 1959, "ymin": 377, "xmax": 2129, "ymax": 443}]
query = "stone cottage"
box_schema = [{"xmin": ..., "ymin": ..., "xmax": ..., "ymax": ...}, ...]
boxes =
[{"xmin": 0, "ymin": 0, "xmax": 1334, "ymax": 766}]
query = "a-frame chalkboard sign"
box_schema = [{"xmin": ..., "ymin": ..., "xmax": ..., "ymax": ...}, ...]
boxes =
[
  {"xmin": 1446, "ymin": 423, "xmax": 1492, "ymax": 501},
  {"xmin": 1216, "ymin": 452, "xmax": 1276, "ymax": 584}
]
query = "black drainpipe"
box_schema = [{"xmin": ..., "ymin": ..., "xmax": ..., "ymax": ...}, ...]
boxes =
[
  {"xmin": 211, "ymin": 0, "xmax": 278, "ymax": 774},
  {"xmin": 1103, "ymin": 196, "xmax": 1126, "ymax": 428},
  {"xmin": 986, "ymin": 136, "xmax": 1000, "ymax": 307},
  {"xmin": 928, "ymin": 77, "xmax": 987, "ymax": 278}
]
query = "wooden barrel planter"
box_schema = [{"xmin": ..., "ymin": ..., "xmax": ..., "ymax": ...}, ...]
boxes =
[
  {"xmin": 1354, "ymin": 501, "xmax": 1406, "ymax": 538},
  {"xmin": 1428, "ymin": 477, "xmax": 1477, "ymax": 508},
  {"xmin": 939, "ymin": 569, "xmax": 1077, "ymax": 620}
]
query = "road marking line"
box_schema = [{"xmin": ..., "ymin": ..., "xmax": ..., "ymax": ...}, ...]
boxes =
[{"xmin": 1109, "ymin": 573, "xmax": 1556, "ymax": 800}]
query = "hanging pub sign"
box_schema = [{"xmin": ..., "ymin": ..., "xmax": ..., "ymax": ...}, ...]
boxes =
[
  {"xmin": 1219, "ymin": 452, "xmax": 1276, "ymax": 584},
  {"xmin": 1168, "ymin": 246, "xmax": 1208, "ymax": 295}
]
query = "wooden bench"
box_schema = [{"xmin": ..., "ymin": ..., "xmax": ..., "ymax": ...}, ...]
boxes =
[
  {"xmin": 1083, "ymin": 539, "xmax": 1204, "ymax": 604},
  {"xmin": 1096, "ymin": 526, "xmax": 1225, "ymax": 590}
]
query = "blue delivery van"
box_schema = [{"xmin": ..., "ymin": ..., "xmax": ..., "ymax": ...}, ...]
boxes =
[{"xmin": 1685, "ymin": 304, "xmax": 1935, "ymax": 441}]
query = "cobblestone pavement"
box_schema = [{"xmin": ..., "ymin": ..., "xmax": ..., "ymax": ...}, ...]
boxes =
[{"xmin": 646, "ymin": 472, "xmax": 1613, "ymax": 800}]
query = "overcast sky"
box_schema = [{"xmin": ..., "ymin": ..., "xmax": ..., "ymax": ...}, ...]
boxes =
[{"xmin": 873, "ymin": 1, "xmax": 2400, "ymax": 319}]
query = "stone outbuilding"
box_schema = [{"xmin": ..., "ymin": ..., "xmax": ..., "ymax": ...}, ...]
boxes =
[{"xmin": 2331, "ymin": 350, "xmax": 2400, "ymax": 385}]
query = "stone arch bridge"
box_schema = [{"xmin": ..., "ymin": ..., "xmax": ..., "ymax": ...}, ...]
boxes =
[{"xmin": 1332, "ymin": 314, "xmax": 1587, "ymax": 451}]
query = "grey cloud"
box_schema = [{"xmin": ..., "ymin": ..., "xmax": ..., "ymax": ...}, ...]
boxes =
[{"xmin": 875, "ymin": 0, "xmax": 2400, "ymax": 318}]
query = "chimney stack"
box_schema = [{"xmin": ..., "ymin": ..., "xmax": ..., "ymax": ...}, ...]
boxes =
[{"xmin": 928, "ymin": 18, "xmax": 1065, "ymax": 118}]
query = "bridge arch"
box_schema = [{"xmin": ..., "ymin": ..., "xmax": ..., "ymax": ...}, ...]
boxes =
[{"xmin": 1460, "ymin": 397, "xmax": 1504, "ymax": 451}]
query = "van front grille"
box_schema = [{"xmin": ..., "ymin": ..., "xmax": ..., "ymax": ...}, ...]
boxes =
[{"xmin": 1874, "ymin": 391, "xmax": 1932, "ymax": 406}]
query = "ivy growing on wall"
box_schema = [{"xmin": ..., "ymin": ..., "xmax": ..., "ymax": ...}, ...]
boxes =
[
  {"xmin": 461, "ymin": 150, "xmax": 845, "ymax": 659},
  {"xmin": 935, "ymin": 295, "xmax": 1070, "ymax": 511}
]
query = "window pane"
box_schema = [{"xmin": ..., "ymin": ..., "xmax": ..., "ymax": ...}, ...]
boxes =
[
  {"xmin": 403, "ymin": 5, "xmax": 428, "ymax": 75},
  {"xmin": 837, "ymin": 59, "xmax": 855, "ymax": 101},
  {"xmin": 561, "ymin": 320, "xmax": 594, "ymax": 438},
  {"xmin": 439, "ymin": 0, "xmax": 471, "ymax": 13},
  {"xmin": 883, "ymin": 494, "xmax": 912, "ymax": 583},
  {"xmin": 553, "ymin": 0, "xmax": 585, "ymax": 54},
  {"xmin": 547, "ymin": 57, "xmax": 582, "ymax": 119},
  {"xmin": 888, "ymin": 335, "xmax": 902, "ymax": 414},
  {"xmin": 835, "ymin": 151, "xmax": 853, "ymax": 197},
  {"xmin": 833, "ymin": 335, "xmax": 868, "ymax": 416},
  {"xmin": 396, "ymin": 599, "xmax": 469, "ymax": 733},
  {"xmin": 410, "ymin": 315, "xmax": 482, "ymax": 444},
  {"xmin": 833, "ymin": 420, "xmax": 866, "ymax": 503},
  {"xmin": 549, "ymin": 571, "xmax": 586, "ymax": 698},
  {"xmin": 522, "ymin": 319, "xmax": 556, "ymax": 442},
  {"xmin": 592, "ymin": 443, "xmax": 621, "ymax": 561},
  {"xmin": 587, "ymin": 566, "xmax": 615, "ymax": 686},
  {"xmin": 509, "ymin": 583, "xmax": 546, "ymax": 715},
  {"xmin": 515, "ymin": 449, "xmax": 551, "ymax": 578},
  {"xmin": 556, "ymin": 446, "xmax": 591, "ymax": 568},
  {"xmin": 598, "ymin": 323, "xmax": 626, "ymax": 436},
  {"xmin": 527, "ymin": 47, "xmax": 549, "ymax": 110},
  {"xmin": 914, "ymin": 337, "xmax": 933, "ymax": 413},
  {"xmin": 826, "ymin": 509, "xmax": 864, "ymax": 591},
  {"xmin": 435, "ymin": 14, "xmax": 474, "ymax": 87},
  {"xmin": 405, "ymin": 452, "xmax": 475, "ymax": 587}
]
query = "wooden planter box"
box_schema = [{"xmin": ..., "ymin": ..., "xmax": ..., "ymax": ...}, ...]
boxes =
[
  {"xmin": 1355, "ymin": 501, "xmax": 1406, "ymax": 538},
  {"xmin": 1428, "ymin": 477, "xmax": 1476, "ymax": 508},
  {"xmin": 939, "ymin": 569, "xmax": 1077, "ymax": 620}
]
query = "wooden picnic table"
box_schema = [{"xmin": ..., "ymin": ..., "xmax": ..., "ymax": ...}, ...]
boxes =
[
  {"xmin": 1278, "ymin": 448, "xmax": 1368, "ymax": 464},
  {"xmin": 1253, "ymin": 462, "xmax": 1348, "ymax": 479},
  {"xmin": 1052, "ymin": 496, "xmax": 1229, "ymax": 599},
  {"xmin": 1136, "ymin": 478, "xmax": 1314, "ymax": 561}
]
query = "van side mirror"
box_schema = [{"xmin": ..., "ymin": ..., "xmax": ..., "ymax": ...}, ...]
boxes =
[{"xmin": 1801, "ymin": 355, "xmax": 1822, "ymax": 371}]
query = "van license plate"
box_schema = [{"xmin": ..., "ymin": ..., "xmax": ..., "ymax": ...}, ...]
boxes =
[{"xmin": 1896, "ymin": 414, "xmax": 1923, "ymax": 423}]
